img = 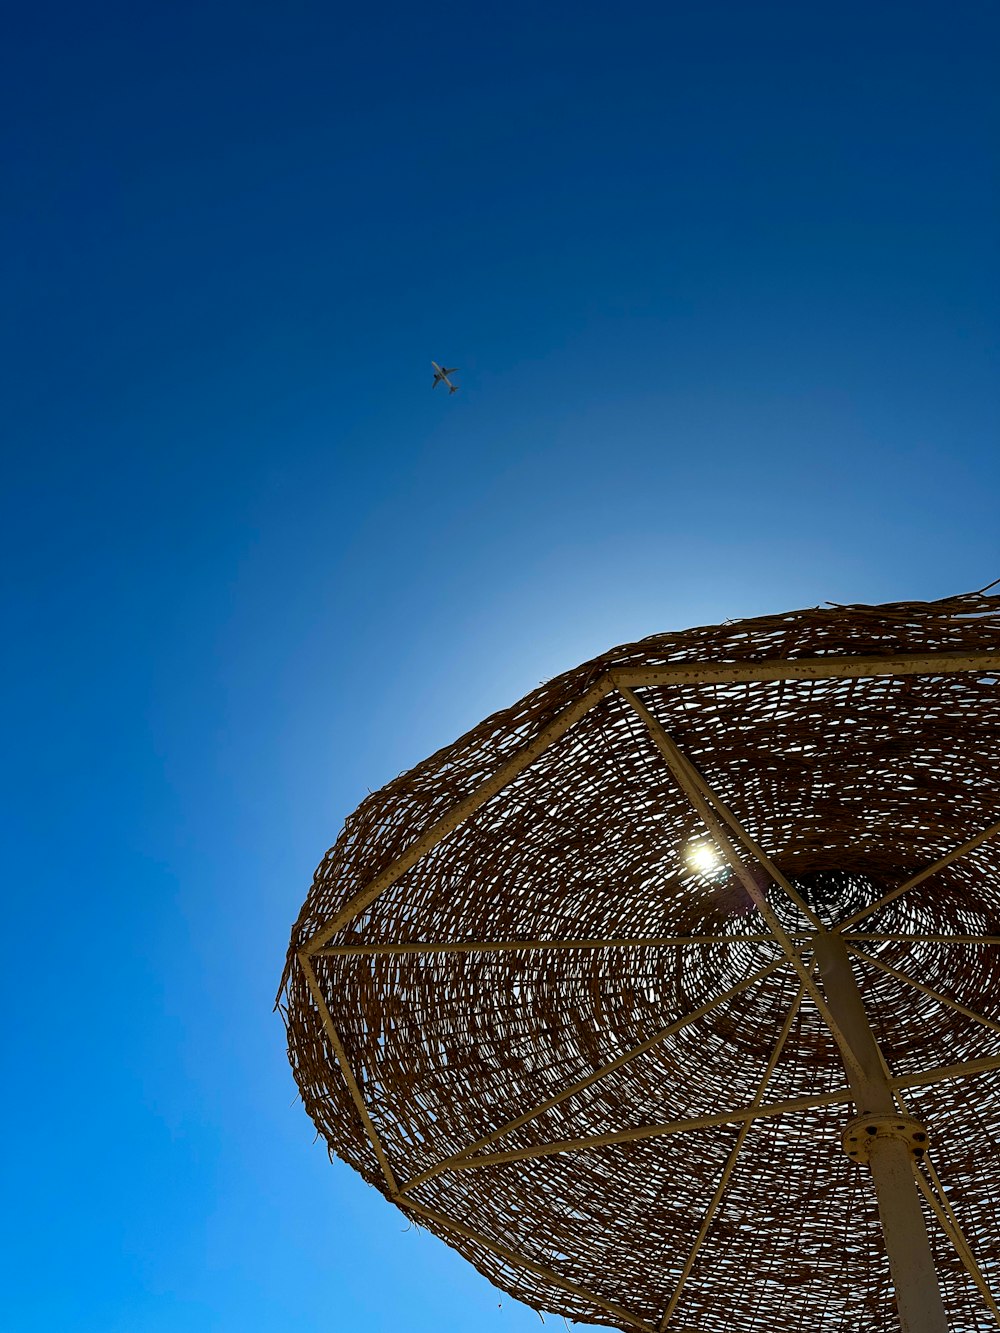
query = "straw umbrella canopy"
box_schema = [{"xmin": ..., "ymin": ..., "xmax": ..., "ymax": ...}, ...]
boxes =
[{"xmin": 280, "ymin": 591, "xmax": 1000, "ymax": 1333}]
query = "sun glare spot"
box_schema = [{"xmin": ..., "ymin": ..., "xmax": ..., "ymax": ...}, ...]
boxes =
[{"xmin": 685, "ymin": 842, "xmax": 722, "ymax": 876}]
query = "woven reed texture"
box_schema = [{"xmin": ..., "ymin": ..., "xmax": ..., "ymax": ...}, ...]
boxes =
[{"xmin": 280, "ymin": 591, "xmax": 1000, "ymax": 1331}]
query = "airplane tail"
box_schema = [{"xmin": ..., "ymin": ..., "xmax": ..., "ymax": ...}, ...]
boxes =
[{"xmin": 449, "ymin": 385, "xmax": 458, "ymax": 394}]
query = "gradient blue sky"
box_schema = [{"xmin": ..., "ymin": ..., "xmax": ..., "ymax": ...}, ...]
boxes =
[{"xmin": 3, "ymin": 3, "xmax": 999, "ymax": 1330}]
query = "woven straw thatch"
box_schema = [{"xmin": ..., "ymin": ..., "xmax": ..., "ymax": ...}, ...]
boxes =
[{"xmin": 280, "ymin": 591, "xmax": 1000, "ymax": 1332}]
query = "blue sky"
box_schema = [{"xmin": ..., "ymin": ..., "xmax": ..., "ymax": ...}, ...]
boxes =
[{"xmin": 3, "ymin": 3, "xmax": 998, "ymax": 1330}]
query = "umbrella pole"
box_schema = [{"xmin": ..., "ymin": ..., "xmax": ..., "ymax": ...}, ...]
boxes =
[{"xmin": 813, "ymin": 932, "xmax": 949, "ymax": 1333}]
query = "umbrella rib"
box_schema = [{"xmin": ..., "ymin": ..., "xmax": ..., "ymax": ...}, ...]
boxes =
[
  {"xmin": 609, "ymin": 651, "xmax": 1000, "ymax": 688},
  {"xmin": 844, "ymin": 934, "xmax": 1000, "ymax": 944},
  {"xmin": 300, "ymin": 678, "xmax": 614, "ymax": 954},
  {"xmin": 892, "ymin": 1052, "xmax": 1000, "ymax": 1089},
  {"xmin": 658, "ymin": 973, "xmax": 811, "ymax": 1331},
  {"xmin": 844, "ymin": 944, "xmax": 1000, "ymax": 1036},
  {"xmin": 660, "ymin": 740, "xmax": 822, "ymax": 930},
  {"xmin": 298, "ymin": 952, "xmax": 399, "ymax": 1194},
  {"xmin": 618, "ymin": 686, "xmax": 869, "ymax": 1090},
  {"xmin": 396, "ymin": 957, "xmax": 790, "ymax": 1194},
  {"xmin": 399, "ymin": 1197, "xmax": 658, "ymax": 1332},
  {"xmin": 316, "ymin": 934, "xmax": 795, "ymax": 956},
  {"xmin": 911, "ymin": 1170, "xmax": 1000, "ymax": 1327},
  {"xmin": 835, "ymin": 818, "xmax": 1000, "ymax": 932},
  {"xmin": 409, "ymin": 1089, "xmax": 855, "ymax": 1172}
]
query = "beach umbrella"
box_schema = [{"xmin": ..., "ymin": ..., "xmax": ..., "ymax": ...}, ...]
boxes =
[{"xmin": 280, "ymin": 590, "xmax": 1000, "ymax": 1333}]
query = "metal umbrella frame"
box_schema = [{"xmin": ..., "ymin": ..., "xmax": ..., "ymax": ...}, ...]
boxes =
[{"xmin": 280, "ymin": 591, "xmax": 1000, "ymax": 1333}]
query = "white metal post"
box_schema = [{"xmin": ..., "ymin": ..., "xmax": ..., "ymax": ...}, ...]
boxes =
[{"xmin": 813, "ymin": 932, "xmax": 948, "ymax": 1333}]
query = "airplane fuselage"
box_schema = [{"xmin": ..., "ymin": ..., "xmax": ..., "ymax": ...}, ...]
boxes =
[{"xmin": 432, "ymin": 361, "xmax": 458, "ymax": 394}]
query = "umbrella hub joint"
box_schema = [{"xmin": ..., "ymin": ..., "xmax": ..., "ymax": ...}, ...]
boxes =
[{"xmin": 841, "ymin": 1112, "xmax": 928, "ymax": 1164}]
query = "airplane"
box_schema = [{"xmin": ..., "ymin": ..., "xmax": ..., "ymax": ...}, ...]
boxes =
[{"xmin": 432, "ymin": 361, "xmax": 459, "ymax": 394}]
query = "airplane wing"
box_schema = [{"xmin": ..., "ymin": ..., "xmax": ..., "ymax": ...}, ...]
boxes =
[{"xmin": 444, "ymin": 367, "xmax": 458, "ymax": 375}]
